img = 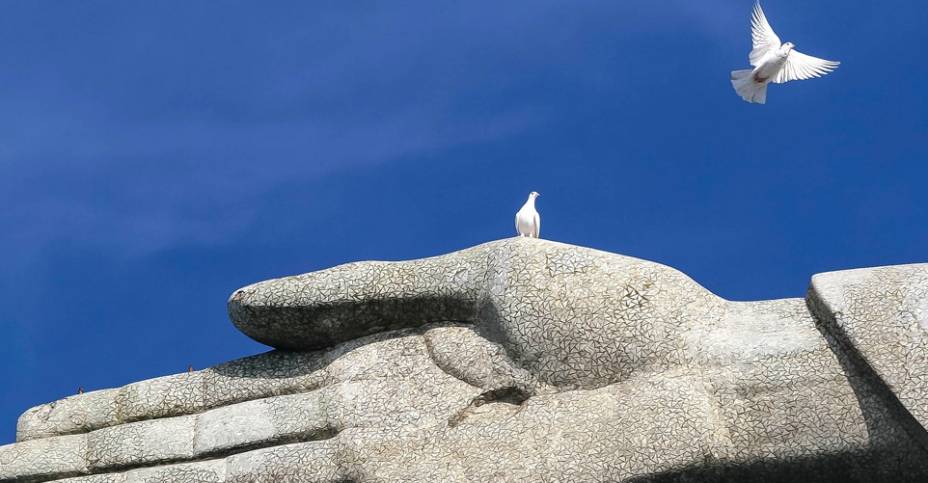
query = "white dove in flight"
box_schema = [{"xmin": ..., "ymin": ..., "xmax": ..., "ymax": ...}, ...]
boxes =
[
  {"xmin": 731, "ymin": 1, "xmax": 840, "ymax": 104},
  {"xmin": 515, "ymin": 191, "xmax": 541, "ymax": 238}
]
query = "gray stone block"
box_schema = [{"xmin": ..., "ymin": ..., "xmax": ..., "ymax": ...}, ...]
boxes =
[
  {"xmin": 193, "ymin": 392, "xmax": 328, "ymax": 456},
  {"xmin": 224, "ymin": 441, "xmax": 340, "ymax": 483},
  {"xmin": 810, "ymin": 264, "xmax": 928, "ymax": 426},
  {"xmin": 16, "ymin": 389, "xmax": 119, "ymax": 442},
  {"xmin": 15, "ymin": 351, "xmax": 330, "ymax": 443},
  {"xmin": 122, "ymin": 460, "xmax": 224, "ymax": 483},
  {"xmin": 86, "ymin": 415, "xmax": 195, "ymax": 470},
  {"xmin": 115, "ymin": 373, "xmax": 206, "ymax": 424},
  {"xmin": 53, "ymin": 474, "xmax": 122, "ymax": 483},
  {"xmin": 0, "ymin": 434, "xmax": 87, "ymax": 481}
]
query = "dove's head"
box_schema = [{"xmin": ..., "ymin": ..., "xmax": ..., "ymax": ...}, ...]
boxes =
[
  {"xmin": 782, "ymin": 42, "xmax": 796, "ymax": 52},
  {"xmin": 529, "ymin": 191, "xmax": 540, "ymax": 199}
]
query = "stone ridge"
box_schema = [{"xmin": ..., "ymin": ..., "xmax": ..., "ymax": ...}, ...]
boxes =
[
  {"xmin": 808, "ymin": 264, "xmax": 928, "ymax": 445},
  {"xmin": 16, "ymin": 350, "xmax": 329, "ymax": 442},
  {"xmin": 4, "ymin": 239, "xmax": 928, "ymax": 482}
]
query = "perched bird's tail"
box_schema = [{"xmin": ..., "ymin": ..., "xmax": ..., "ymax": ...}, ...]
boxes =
[{"xmin": 731, "ymin": 69, "xmax": 767, "ymax": 104}]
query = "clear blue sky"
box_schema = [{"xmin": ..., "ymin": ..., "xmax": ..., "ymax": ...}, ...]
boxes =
[{"xmin": 1, "ymin": 1, "xmax": 926, "ymax": 443}]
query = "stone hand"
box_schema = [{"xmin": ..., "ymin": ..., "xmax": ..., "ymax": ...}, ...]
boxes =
[
  {"xmin": 229, "ymin": 238, "xmax": 727, "ymax": 389},
  {"xmin": 9, "ymin": 240, "xmax": 928, "ymax": 482},
  {"xmin": 225, "ymin": 237, "xmax": 928, "ymax": 479}
]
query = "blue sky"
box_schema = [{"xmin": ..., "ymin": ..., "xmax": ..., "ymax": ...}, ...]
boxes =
[{"xmin": 1, "ymin": 1, "xmax": 926, "ymax": 443}]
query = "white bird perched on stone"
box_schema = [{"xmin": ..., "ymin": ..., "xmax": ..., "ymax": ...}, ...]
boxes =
[
  {"xmin": 515, "ymin": 191, "xmax": 540, "ymax": 238},
  {"xmin": 731, "ymin": 2, "xmax": 840, "ymax": 104}
]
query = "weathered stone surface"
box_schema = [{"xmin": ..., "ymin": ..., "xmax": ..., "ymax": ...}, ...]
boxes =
[
  {"xmin": 86, "ymin": 415, "xmax": 195, "ymax": 470},
  {"xmin": 5, "ymin": 239, "xmax": 928, "ymax": 482},
  {"xmin": 684, "ymin": 299, "xmax": 872, "ymax": 461},
  {"xmin": 16, "ymin": 350, "xmax": 328, "ymax": 442},
  {"xmin": 224, "ymin": 441, "xmax": 339, "ymax": 483},
  {"xmin": 15, "ymin": 331, "xmax": 447, "ymax": 443},
  {"xmin": 4, "ymin": 331, "xmax": 480, "ymax": 481},
  {"xmin": 810, "ymin": 264, "xmax": 928, "ymax": 427},
  {"xmin": 16, "ymin": 389, "xmax": 119, "ymax": 442},
  {"xmin": 55, "ymin": 460, "xmax": 225, "ymax": 483},
  {"xmin": 229, "ymin": 238, "xmax": 725, "ymax": 389},
  {"xmin": 192, "ymin": 393, "xmax": 321, "ymax": 456},
  {"xmin": 116, "ymin": 373, "xmax": 206, "ymax": 424},
  {"xmin": 0, "ymin": 433, "xmax": 87, "ymax": 481}
]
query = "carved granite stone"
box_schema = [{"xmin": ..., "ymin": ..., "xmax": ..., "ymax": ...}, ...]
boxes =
[
  {"xmin": 3, "ymin": 238, "xmax": 927, "ymax": 482},
  {"xmin": 810, "ymin": 264, "xmax": 928, "ymax": 428}
]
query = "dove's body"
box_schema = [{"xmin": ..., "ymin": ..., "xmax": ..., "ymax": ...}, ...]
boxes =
[
  {"xmin": 731, "ymin": 2, "xmax": 839, "ymax": 104},
  {"xmin": 731, "ymin": 45, "xmax": 790, "ymax": 103},
  {"xmin": 515, "ymin": 192, "xmax": 540, "ymax": 238},
  {"xmin": 752, "ymin": 47, "xmax": 791, "ymax": 83}
]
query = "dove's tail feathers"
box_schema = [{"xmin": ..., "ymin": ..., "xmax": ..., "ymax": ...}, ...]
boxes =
[{"xmin": 731, "ymin": 69, "xmax": 767, "ymax": 104}]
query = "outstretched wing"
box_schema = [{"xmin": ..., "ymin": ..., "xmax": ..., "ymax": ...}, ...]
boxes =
[
  {"xmin": 532, "ymin": 212, "xmax": 540, "ymax": 238},
  {"xmin": 774, "ymin": 50, "xmax": 840, "ymax": 83},
  {"xmin": 750, "ymin": 2, "xmax": 782, "ymax": 66}
]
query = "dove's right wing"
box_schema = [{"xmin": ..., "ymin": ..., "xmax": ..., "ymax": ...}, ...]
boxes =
[
  {"xmin": 773, "ymin": 50, "xmax": 840, "ymax": 83},
  {"xmin": 750, "ymin": 2, "xmax": 782, "ymax": 66},
  {"xmin": 532, "ymin": 212, "xmax": 540, "ymax": 238}
]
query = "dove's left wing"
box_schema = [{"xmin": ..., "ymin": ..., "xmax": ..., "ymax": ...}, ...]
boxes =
[
  {"xmin": 773, "ymin": 50, "xmax": 840, "ymax": 83},
  {"xmin": 532, "ymin": 212, "xmax": 540, "ymax": 238},
  {"xmin": 750, "ymin": 2, "xmax": 781, "ymax": 66}
]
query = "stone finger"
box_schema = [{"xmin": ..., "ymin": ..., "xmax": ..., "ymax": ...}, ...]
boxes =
[{"xmin": 227, "ymin": 245, "xmax": 487, "ymax": 350}]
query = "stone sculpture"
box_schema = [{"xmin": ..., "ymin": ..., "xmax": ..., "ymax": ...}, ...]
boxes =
[{"xmin": 3, "ymin": 238, "xmax": 928, "ymax": 482}]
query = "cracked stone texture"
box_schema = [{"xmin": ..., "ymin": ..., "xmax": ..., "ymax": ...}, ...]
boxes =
[
  {"xmin": 0, "ymin": 434, "xmax": 87, "ymax": 481},
  {"xmin": 3, "ymin": 238, "xmax": 928, "ymax": 482},
  {"xmin": 809, "ymin": 264, "xmax": 928, "ymax": 435},
  {"xmin": 3, "ymin": 331, "xmax": 480, "ymax": 482},
  {"xmin": 229, "ymin": 238, "xmax": 727, "ymax": 389}
]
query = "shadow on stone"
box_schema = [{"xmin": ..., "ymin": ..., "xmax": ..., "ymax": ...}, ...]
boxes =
[
  {"xmin": 474, "ymin": 386, "xmax": 532, "ymax": 406},
  {"xmin": 628, "ymin": 448, "xmax": 926, "ymax": 483},
  {"xmin": 229, "ymin": 292, "xmax": 476, "ymax": 350},
  {"xmin": 807, "ymin": 288, "xmax": 928, "ymax": 453}
]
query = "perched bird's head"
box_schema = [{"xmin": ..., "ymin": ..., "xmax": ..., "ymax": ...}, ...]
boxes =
[{"xmin": 529, "ymin": 191, "xmax": 540, "ymax": 199}]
